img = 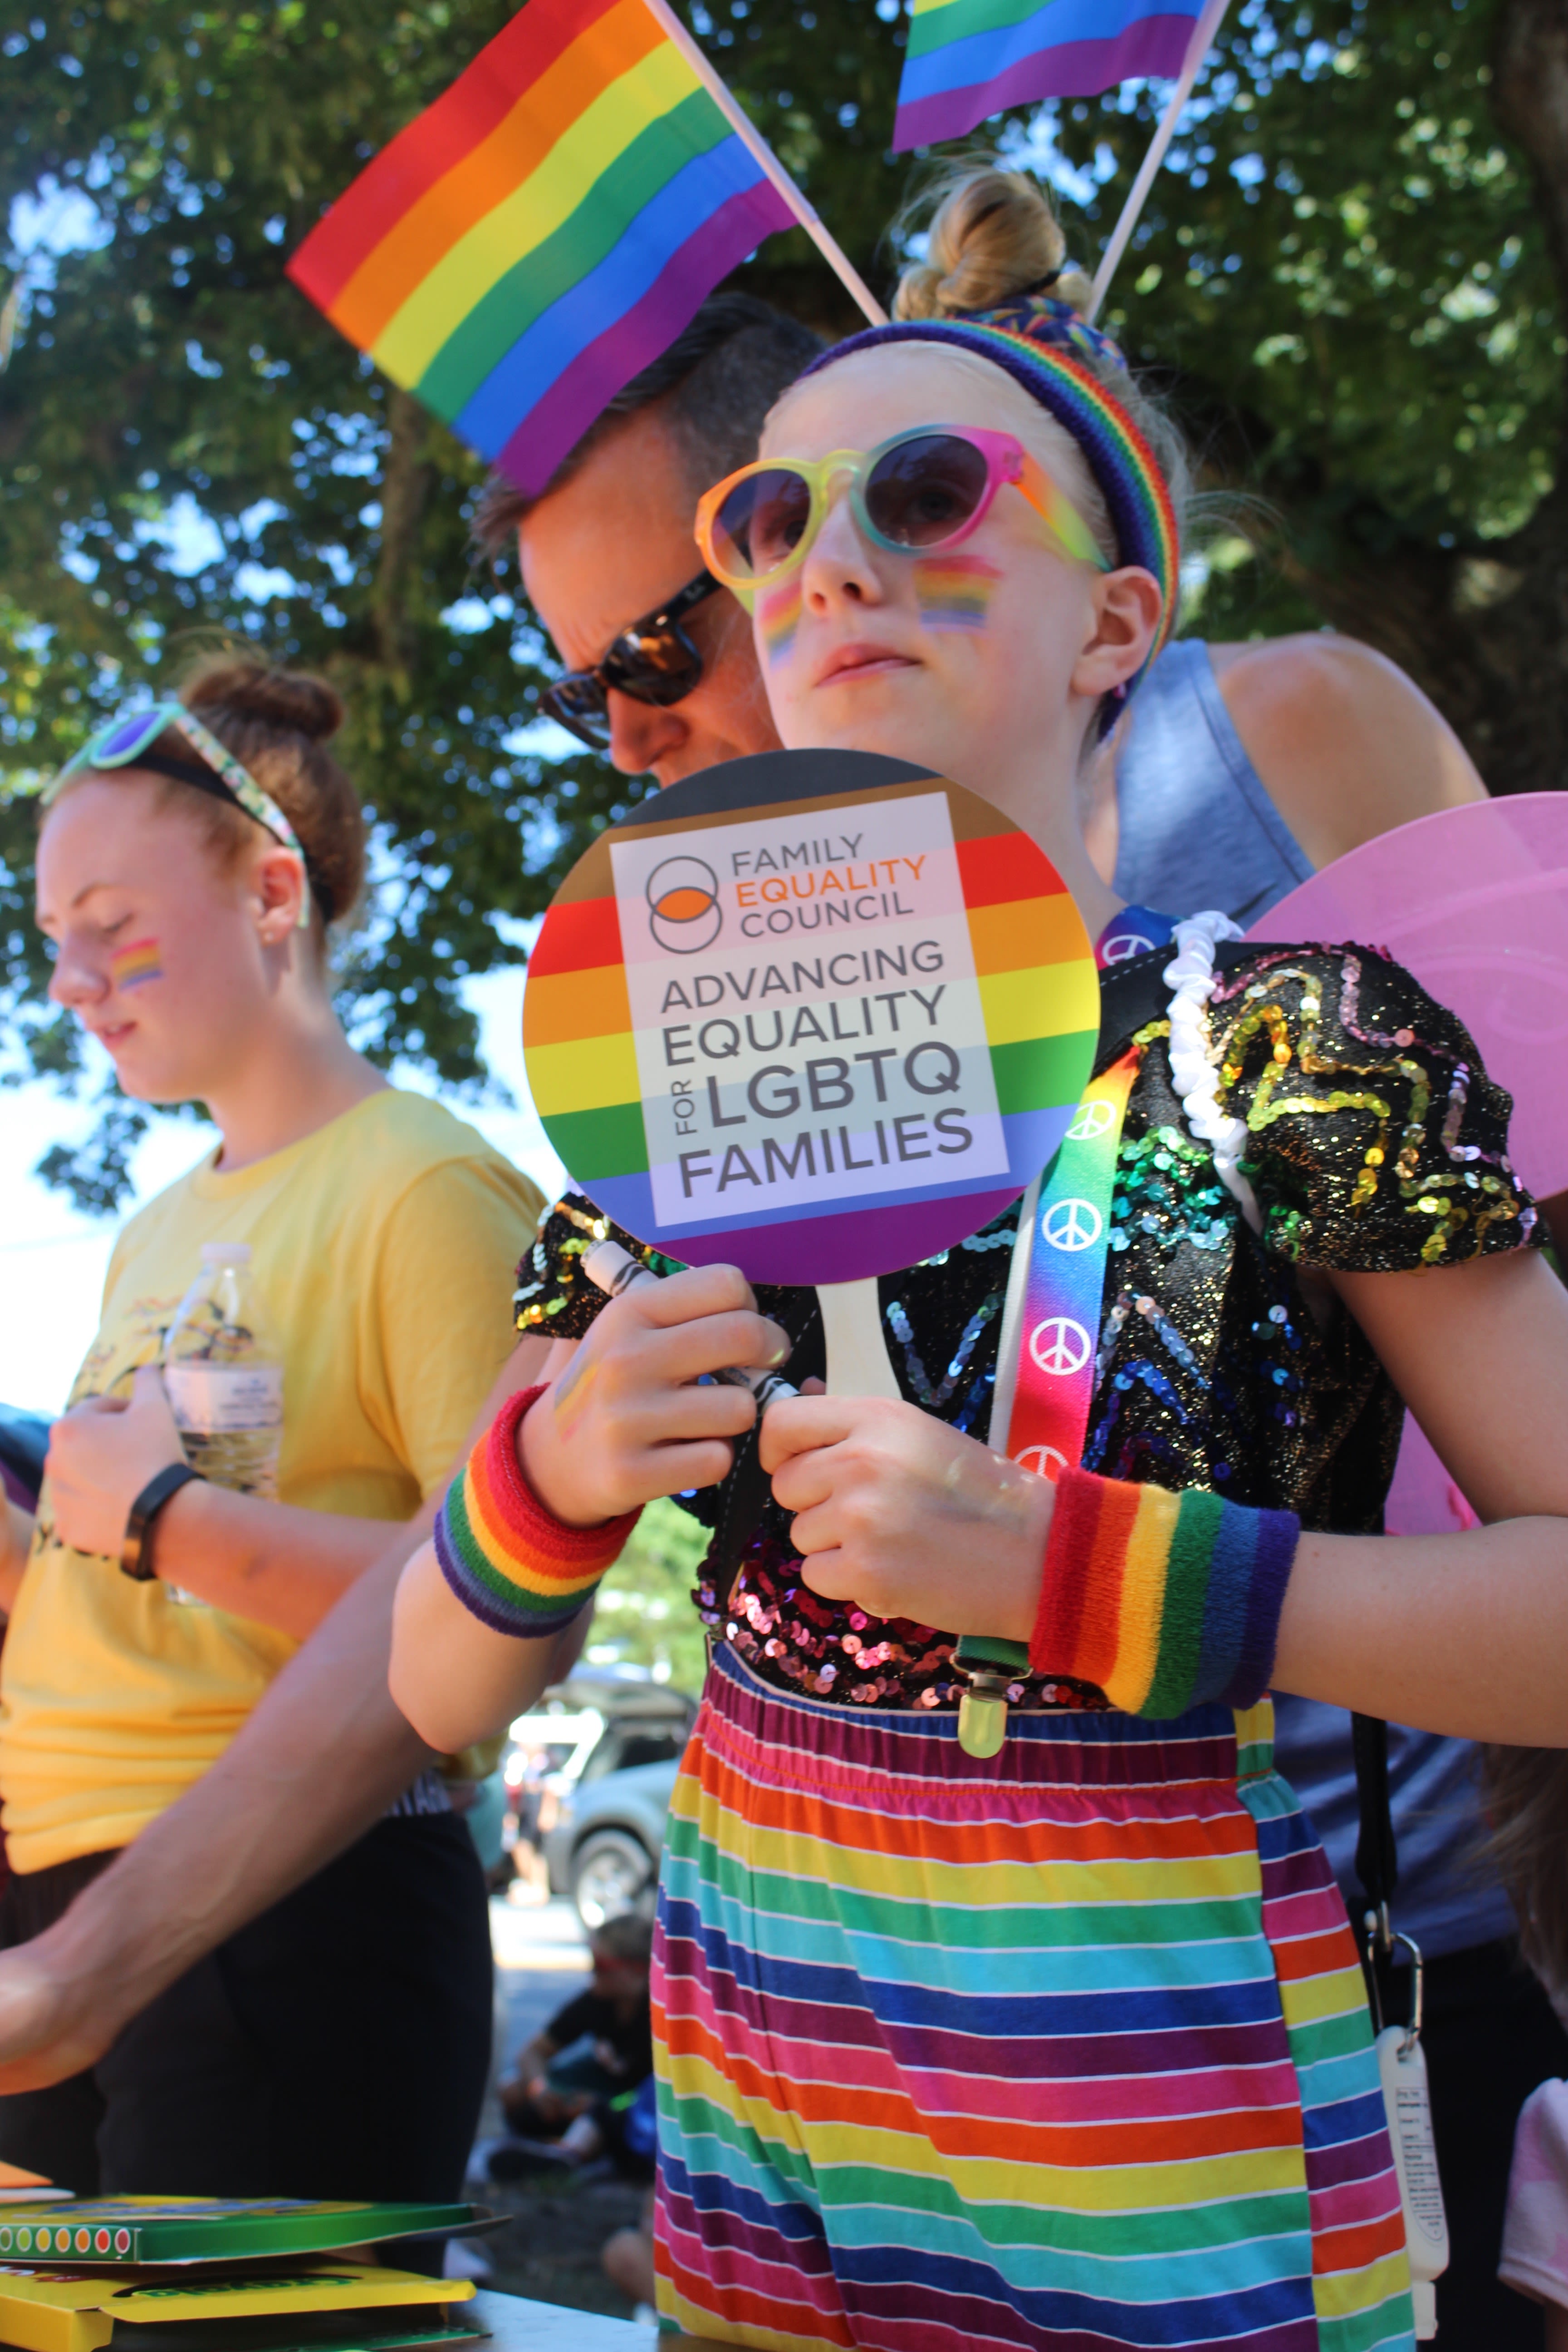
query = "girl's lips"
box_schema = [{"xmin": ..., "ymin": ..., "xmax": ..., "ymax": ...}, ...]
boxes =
[{"xmin": 813, "ymin": 642, "xmax": 918, "ymax": 688}]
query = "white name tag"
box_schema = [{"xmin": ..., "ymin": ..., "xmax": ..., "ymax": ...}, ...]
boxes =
[{"xmin": 1376, "ymin": 2023, "xmax": 1448, "ymax": 2337}]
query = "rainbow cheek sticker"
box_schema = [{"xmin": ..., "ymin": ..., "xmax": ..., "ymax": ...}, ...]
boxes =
[
  {"xmin": 522, "ymin": 751, "xmax": 1099, "ymax": 1286},
  {"xmin": 758, "ymin": 579, "xmax": 802, "ymax": 662},
  {"xmin": 913, "ymin": 553, "xmax": 1001, "ymax": 631},
  {"xmin": 109, "ymin": 937, "xmax": 163, "ymax": 990}
]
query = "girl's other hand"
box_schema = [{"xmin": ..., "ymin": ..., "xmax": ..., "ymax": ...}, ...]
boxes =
[
  {"xmin": 760, "ymin": 1395, "xmax": 1054, "ymax": 1641},
  {"xmin": 520, "ymin": 1264, "xmax": 792, "ymax": 1529}
]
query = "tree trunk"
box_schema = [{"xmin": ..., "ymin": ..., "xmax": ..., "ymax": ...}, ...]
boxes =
[
  {"xmin": 371, "ymin": 387, "xmax": 436, "ymax": 694},
  {"xmin": 1282, "ymin": 0, "xmax": 1568, "ymax": 798}
]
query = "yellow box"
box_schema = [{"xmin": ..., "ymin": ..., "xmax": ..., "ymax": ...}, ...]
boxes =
[{"xmin": 0, "ymin": 2262, "xmax": 471, "ymax": 2351}]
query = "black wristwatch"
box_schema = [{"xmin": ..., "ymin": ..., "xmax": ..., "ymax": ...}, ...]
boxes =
[{"xmin": 120, "ymin": 1462, "xmax": 202, "ymax": 1582}]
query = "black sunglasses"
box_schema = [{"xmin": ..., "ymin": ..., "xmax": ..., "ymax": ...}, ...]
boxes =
[{"xmin": 539, "ymin": 571, "xmax": 723, "ymax": 751}]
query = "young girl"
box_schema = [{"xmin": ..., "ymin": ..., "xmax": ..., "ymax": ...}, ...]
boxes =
[
  {"xmin": 4, "ymin": 657, "xmax": 541, "ymax": 2198},
  {"xmin": 392, "ymin": 235, "xmax": 1568, "ymax": 2347}
]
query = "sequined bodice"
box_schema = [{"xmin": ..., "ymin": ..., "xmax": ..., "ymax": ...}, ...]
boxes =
[{"xmin": 517, "ymin": 946, "xmax": 1536, "ymax": 1712}]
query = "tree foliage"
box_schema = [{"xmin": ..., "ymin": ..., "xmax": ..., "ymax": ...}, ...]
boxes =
[{"xmin": 1, "ymin": 0, "xmax": 1562, "ymax": 1204}]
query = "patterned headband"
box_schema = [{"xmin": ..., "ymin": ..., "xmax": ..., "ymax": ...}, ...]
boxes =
[{"xmin": 798, "ymin": 317, "xmax": 1178, "ymax": 714}]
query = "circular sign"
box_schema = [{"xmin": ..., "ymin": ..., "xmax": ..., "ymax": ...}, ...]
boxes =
[{"xmin": 523, "ymin": 749, "xmax": 1099, "ymax": 1285}]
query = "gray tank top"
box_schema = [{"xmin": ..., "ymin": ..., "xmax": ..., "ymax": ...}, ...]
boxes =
[
  {"xmin": 1111, "ymin": 634, "xmax": 1514, "ymax": 1961},
  {"xmin": 1112, "ymin": 638, "xmax": 1313, "ymax": 927}
]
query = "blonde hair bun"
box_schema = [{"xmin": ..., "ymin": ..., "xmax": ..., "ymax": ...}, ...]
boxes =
[
  {"xmin": 181, "ymin": 656, "xmax": 344, "ymax": 745},
  {"xmin": 894, "ymin": 166, "xmax": 1095, "ymax": 323}
]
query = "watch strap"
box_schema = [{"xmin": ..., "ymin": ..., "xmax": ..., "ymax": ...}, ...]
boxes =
[{"xmin": 120, "ymin": 1461, "xmax": 201, "ymax": 1582}]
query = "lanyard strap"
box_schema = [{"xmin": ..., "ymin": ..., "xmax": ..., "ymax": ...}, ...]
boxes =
[
  {"xmin": 987, "ymin": 903, "xmax": 1173, "ymax": 1470},
  {"xmin": 954, "ymin": 907, "xmax": 1164, "ymax": 1744},
  {"xmin": 956, "ymin": 1050, "xmax": 1136, "ymax": 1736},
  {"xmin": 992, "ymin": 1049, "xmax": 1139, "ymax": 1480}
]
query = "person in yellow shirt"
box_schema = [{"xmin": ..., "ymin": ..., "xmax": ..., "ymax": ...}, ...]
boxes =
[{"xmin": 0, "ymin": 655, "xmax": 544, "ymax": 2200}]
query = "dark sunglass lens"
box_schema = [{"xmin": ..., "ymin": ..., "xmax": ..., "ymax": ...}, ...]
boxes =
[
  {"xmin": 866, "ymin": 435, "xmax": 990, "ymax": 548},
  {"xmin": 603, "ymin": 626, "xmax": 702, "ymax": 707},
  {"xmin": 541, "ymin": 676, "xmax": 611, "ymax": 745},
  {"xmin": 715, "ymin": 470, "xmax": 811, "ymax": 579}
]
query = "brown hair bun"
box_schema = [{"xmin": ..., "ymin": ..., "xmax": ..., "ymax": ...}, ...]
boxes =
[
  {"xmin": 182, "ymin": 656, "xmax": 344, "ymax": 745},
  {"xmin": 169, "ymin": 654, "xmax": 363, "ymax": 933},
  {"xmin": 893, "ymin": 166, "xmax": 1095, "ymax": 323}
]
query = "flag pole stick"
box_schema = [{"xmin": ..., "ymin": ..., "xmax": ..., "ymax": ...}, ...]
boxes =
[
  {"xmin": 1085, "ymin": 0, "xmax": 1232, "ymax": 323},
  {"xmin": 639, "ymin": 0, "xmax": 888, "ymax": 325}
]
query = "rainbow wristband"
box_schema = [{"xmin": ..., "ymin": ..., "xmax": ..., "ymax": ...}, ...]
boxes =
[
  {"xmin": 434, "ymin": 1386, "xmax": 640, "ymax": 1639},
  {"xmin": 1032, "ymin": 1467, "xmax": 1298, "ymax": 1718}
]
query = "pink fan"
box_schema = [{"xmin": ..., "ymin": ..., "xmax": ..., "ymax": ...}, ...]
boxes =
[
  {"xmin": 1250, "ymin": 792, "xmax": 1568, "ymax": 1536},
  {"xmin": 1250, "ymin": 793, "xmax": 1568, "ymax": 1199}
]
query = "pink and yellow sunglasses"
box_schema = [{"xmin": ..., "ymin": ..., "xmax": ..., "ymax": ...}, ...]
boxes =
[{"xmin": 695, "ymin": 425, "xmax": 1107, "ymax": 600}]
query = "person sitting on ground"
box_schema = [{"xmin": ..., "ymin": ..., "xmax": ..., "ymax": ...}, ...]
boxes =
[{"xmin": 497, "ymin": 1911, "xmax": 654, "ymax": 2155}]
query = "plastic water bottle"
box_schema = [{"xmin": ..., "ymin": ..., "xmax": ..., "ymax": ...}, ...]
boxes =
[{"xmin": 162, "ymin": 1243, "xmax": 284, "ymax": 1501}]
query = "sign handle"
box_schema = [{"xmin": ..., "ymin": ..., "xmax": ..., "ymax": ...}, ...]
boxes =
[{"xmin": 817, "ymin": 1279, "xmax": 902, "ymax": 1399}]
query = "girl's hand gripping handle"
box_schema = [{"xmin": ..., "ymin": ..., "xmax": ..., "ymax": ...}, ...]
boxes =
[{"xmin": 583, "ymin": 1238, "xmax": 799, "ymax": 1415}]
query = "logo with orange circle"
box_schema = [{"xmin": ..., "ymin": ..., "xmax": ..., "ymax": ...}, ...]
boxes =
[{"xmin": 646, "ymin": 856, "xmax": 721, "ymax": 954}]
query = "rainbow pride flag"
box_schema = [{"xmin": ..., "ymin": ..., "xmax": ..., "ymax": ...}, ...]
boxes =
[
  {"xmin": 894, "ymin": 0, "xmax": 1204, "ymax": 151},
  {"xmin": 289, "ymin": 0, "xmax": 794, "ymax": 495}
]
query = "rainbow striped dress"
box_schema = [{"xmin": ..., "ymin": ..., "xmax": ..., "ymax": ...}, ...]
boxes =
[{"xmin": 653, "ymin": 1654, "xmax": 1411, "ymax": 2348}]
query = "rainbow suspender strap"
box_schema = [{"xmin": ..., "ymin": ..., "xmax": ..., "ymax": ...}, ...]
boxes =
[
  {"xmin": 955, "ymin": 1048, "xmax": 1137, "ymax": 1753},
  {"xmin": 957, "ymin": 909, "xmax": 1299, "ymax": 1744},
  {"xmin": 1002, "ymin": 1050, "xmax": 1139, "ymax": 1484}
]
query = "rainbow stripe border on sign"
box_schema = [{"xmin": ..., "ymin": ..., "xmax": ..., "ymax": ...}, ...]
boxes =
[{"xmin": 522, "ymin": 776, "xmax": 1099, "ymax": 1281}]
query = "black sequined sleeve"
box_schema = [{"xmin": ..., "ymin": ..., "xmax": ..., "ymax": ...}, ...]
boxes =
[
  {"xmin": 1210, "ymin": 945, "xmax": 1540, "ymax": 1272},
  {"xmin": 512, "ymin": 1193, "xmax": 691, "ymax": 1340}
]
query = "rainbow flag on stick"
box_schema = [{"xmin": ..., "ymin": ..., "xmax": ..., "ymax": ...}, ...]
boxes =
[
  {"xmin": 289, "ymin": 0, "xmax": 798, "ymax": 495},
  {"xmin": 894, "ymin": 0, "xmax": 1205, "ymax": 152}
]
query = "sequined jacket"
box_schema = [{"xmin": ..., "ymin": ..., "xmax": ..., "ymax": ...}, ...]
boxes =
[{"xmin": 515, "ymin": 944, "xmax": 1538, "ymax": 1712}]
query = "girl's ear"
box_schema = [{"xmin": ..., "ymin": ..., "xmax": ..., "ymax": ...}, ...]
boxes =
[
  {"xmin": 253, "ymin": 845, "xmax": 309, "ymax": 945},
  {"xmin": 1072, "ymin": 568, "xmax": 1164, "ymax": 703}
]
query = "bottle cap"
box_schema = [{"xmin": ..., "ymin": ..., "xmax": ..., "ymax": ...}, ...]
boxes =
[{"xmin": 199, "ymin": 1241, "xmax": 252, "ymax": 1265}]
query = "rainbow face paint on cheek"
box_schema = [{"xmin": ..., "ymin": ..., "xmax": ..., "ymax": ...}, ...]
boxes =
[
  {"xmin": 109, "ymin": 937, "xmax": 164, "ymax": 991},
  {"xmin": 759, "ymin": 579, "xmax": 802, "ymax": 662},
  {"xmin": 913, "ymin": 553, "xmax": 1002, "ymax": 632}
]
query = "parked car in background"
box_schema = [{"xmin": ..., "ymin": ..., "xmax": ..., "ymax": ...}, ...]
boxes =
[
  {"xmin": 502, "ymin": 1666, "xmax": 695, "ymax": 1927},
  {"xmin": 546, "ymin": 1756, "xmax": 681, "ymax": 1929}
]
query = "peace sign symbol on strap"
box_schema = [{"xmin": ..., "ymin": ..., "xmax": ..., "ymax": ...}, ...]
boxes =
[
  {"xmin": 1066, "ymin": 1099, "xmax": 1117, "ymax": 1143},
  {"xmin": 1028, "ymin": 1316, "xmax": 1093, "ymax": 1377},
  {"xmin": 1040, "ymin": 1196, "xmax": 1102, "ymax": 1252},
  {"xmin": 1099, "ymin": 929, "xmax": 1155, "ymax": 963},
  {"xmin": 1014, "ymin": 1444, "xmax": 1068, "ymax": 1482}
]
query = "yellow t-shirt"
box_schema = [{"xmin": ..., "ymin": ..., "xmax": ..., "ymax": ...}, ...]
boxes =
[{"xmin": 0, "ymin": 1088, "xmax": 543, "ymax": 1873}]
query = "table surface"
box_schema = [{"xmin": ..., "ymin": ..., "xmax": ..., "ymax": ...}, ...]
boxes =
[{"xmin": 468, "ymin": 2287, "xmax": 657, "ymax": 2347}]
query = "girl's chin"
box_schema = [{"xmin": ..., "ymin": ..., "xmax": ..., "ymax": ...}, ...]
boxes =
[
  {"xmin": 102, "ymin": 1051, "xmax": 184, "ymax": 1106},
  {"xmin": 786, "ymin": 694, "xmax": 959, "ymax": 767}
]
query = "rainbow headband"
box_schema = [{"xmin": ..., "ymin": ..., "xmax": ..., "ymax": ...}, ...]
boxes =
[{"xmin": 799, "ymin": 321, "xmax": 1179, "ymax": 708}]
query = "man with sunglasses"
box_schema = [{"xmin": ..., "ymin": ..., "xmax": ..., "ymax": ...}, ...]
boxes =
[{"xmin": 472, "ymin": 291, "xmax": 823, "ymax": 784}]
